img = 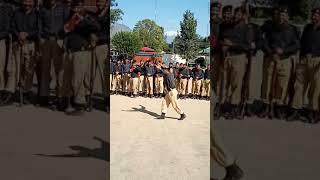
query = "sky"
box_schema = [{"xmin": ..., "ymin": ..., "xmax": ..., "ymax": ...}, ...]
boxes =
[{"xmin": 115, "ymin": 0, "xmax": 210, "ymax": 38}]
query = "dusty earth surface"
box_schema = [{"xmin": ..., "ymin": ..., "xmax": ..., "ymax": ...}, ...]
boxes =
[
  {"xmin": 0, "ymin": 104, "xmax": 108, "ymax": 180},
  {"xmin": 110, "ymin": 95, "xmax": 210, "ymax": 180}
]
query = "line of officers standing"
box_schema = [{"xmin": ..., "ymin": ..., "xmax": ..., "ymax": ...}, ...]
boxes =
[
  {"xmin": 211, "ymin": 3, "xmax": 320, "ymax": 123},
  {"xmin": 110, "ymin": 59, "xmax": 211, "ymax": 100},
  {"xmin": 0, "ymin": 0, "xmax": 108, "ymax": 115}
]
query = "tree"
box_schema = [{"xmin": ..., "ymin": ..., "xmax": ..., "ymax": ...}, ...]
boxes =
[
  {"xmin": 112, "ymin": 31, "xmax": 142, "ymax": 58},
  {"xmin": 133, "ymin": 19, "xmax": 167, "ymax": 52},
  {"xmin": 111, "ymin": 0, "xmax": 124, "ymax": 24},
  {"xmin": 174, "ymin": 10, "xmax": 200, "ymax": 62}
]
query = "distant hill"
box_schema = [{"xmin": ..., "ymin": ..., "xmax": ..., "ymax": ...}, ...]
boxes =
[{"xmin": 110, "ymin": 23, "xmax": 132, "ymax": 39}]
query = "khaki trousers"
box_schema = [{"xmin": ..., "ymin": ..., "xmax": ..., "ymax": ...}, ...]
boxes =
[
  {"xmin": 225, "ymin": 54, "xmax": 248, "ymax": 105},
  {"xmin": 90, "ymin": 44, "xmax": 107, "ymax": 97},
  {"xmin": 71, "ymin": 50, "xmax": 90, "ymax": 105},
  {"xmin": 122, "ymin": 73, "xmax": 130, "ymax": 92},
  {"xmin": 247, "ymin": 51, "xmax": 264, "ymax": 102},
  {"xmin": 187, "ymin": 77, "xmax": 193, "ymax": 94},
  {"xmin": 213, "ymin": 53, "xmax": 228, "ymax": 103},
  {"xmin": 130, "ymin": 77, "xmax": 139, "ymax": 95},
  {"xmin": 292, "ymin": 55, "xmax": 320, "ymax": 110},
  {"xmin": 261, "ymin": 55, "xmax": 292, "ymax": 105},
  {"xmin": 176, "ymin": 78, "xmax": 180, "ymax": 93},
  {"xmin": 161, "ymin": 88, "xmax": 183, "ymax": 114},
  {"xmin": 145, "ymin": 76, "xmax": 153, "ymax": 95},
  {"xmin": 201, "ymin": 79, "xmax": 210, "ymax": 97},
  {"xmin": 0, "ymin": 39, "xmax": 6, "ymax": 90},
  {"xmin": 179, "ymin": 78, "xmax": 188, "ymax": 95},
  {"xmin": 194, "ymin": 79, "xmax": 203, "ymax": 96},
  {"xmin": 155, "ymin": 76, "xmax": 164, "ymax": 94},
  {"xmin": 6, "ymin": 42, "xmax": 36, "ymax": 93},
  {"xmin": 111, "ymin": 74, "xmax": 122, "ymax": 91},
  {"xmin": 138, "ymin": 75, "xmax": 145, "ymax": 92},
  {"xmin": 39, "ymin": 39, "xmax": 63, "ymax": 97}
]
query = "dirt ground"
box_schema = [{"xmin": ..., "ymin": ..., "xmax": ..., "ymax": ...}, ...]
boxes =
[{"xmin": 110, "ymin": 95, "xmax": 210, "ymax": 180}]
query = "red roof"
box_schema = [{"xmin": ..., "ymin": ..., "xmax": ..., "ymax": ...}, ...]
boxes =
[{"xmin": 140, "ymin": 47, "xmax": 155, "ymax": 52}]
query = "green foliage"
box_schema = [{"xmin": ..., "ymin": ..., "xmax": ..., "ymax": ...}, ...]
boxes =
[
  {"xmin": 174, "ymin": 10, "xmax": 200, "ymax": 62},
  {"xmin": 112, "ymin": 31, "xmax": 142, "ymax": 58},
  {"xmin": 111, "ymin": 0, "xmax": 124, "ymax": 24},
  {"xmin": 133, "ymin": 19, "xmax": 167, "ymax": 52}
]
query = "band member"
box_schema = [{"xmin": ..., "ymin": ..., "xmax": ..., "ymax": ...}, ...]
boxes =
[
  {"xmin": 156, "ymin": 64, "xmax": 186, "ymax": 120},
  {"xmin": 39, "ymin": 0, "xmax": 70, "ymax": 109},
  {"xmin": 64, "ymin": 1, "xmax": 100, "ymax": 115},
  {"xmin": 0, "ymin": 0, "xmax": 13, "ymax": 102},
  {"xmin": 2, "ymin": 0, "xmax": 40, "ymax": 105}
]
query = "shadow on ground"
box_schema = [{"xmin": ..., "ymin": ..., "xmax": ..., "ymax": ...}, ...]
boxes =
[
  {"xmin": 122, "ymin": 105, "xmax": 179, "ymax": 120},
  {"xmin": 35, "ymin": 137, "xmax": 109, "ymax": 162}
]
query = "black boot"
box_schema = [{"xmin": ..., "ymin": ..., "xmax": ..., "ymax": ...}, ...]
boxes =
[
  {"xmin": 274, "ymin": 104, "xmax": 286, "ymax": 120},
  {"xmin": 57, "ymin": 97, "xmax": 65, "ymax": 111},
  {"xmin": 66, "ymin": 103, "xmax": 85, "ymax": 116},
  {"xmin": 306, "ymin": 110, "xmax": 317, "ymax": 124},
  {"xmin": 178, "ymin": 113, "xmax": 186, "ymax": 120},
  {"xmin": 245, "ymin": 103, "xmax": 255, "ymax": 117},
  {"xmin": 223, "ymin": 163, "xmax": 244, "ymax": 180},
  {"xmin": 286, "ymin": 108, "xmax": 300, "ymax": 122},
  {"xmin": 157, "ymin": 113, "xmax": 165, "ymax": 119},
  {"xmin": 0, "ymin": 92, "xmax": 14, "ymax": 106},
  {"xmin": 23, "ymin": 92, "xmax": 33, "ymax": 105}
]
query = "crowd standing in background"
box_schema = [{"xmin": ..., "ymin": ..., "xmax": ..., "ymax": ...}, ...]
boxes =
[
  {"xmin": 211, "ymin": 1, "xmax": 320, "ymax": 124},
  {"xmin": 110, "ymin": 58, "xmax": 211, "ymax": 101},
  {"xmin": 0, "ymin": 0, "xmax": 108, "ymax": 115}
]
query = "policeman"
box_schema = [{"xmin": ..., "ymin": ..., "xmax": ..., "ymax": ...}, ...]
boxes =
[
  {"xmin": 179, "ymin": 63, "xmax": 189, "ymax": 99},
  {"xmin": 187, "ymin": 65, "xmax": 193, "ymax": 98},
  {"xmin": 64, "ymin": 1, "xmax": 100, "ymax": 115},
  {"xmin": 174, "ymin": 62, "xmax": 180, "ymax": 94},
  {"xmin": 289, "ymin": 7, "xmax": 320, "ymax": 123},
  {"xmin": 260, "ymin": 7, "xmax": 300, "ymax": 119},
  {"xmin": 38, "ymin": 0, "xmax": 70, "ymax": 108},
  {"xmin": 138, "ymin": 61, "xmax": 145, "ymax": 96},
  {"xmin": 201, "ymin": 64, "xmax": 210, "ymax": 100},
  {"xmin": 111, "ymin": 60, "xmax": 122, "ymax": 94},
  {"xmin": 122, "ymin": 59, "xmax": 131, "ymax": 95},
  {"xmin": 145, "ymin": 60, "xmax": 155, "ymax": 98},
  {"xmin": 220, "ymin": 7, "xmax": 251, "ymax": 119},
  {"xmin": 2, "ymin": 0, "xmax": 40, "ymax": 105},
  {"xmin": 129, "ymin": 61, "xmax": 140, "ymax": 98},
  {"xmin": 156, "ymin": 64, "xmax": 186, "ymax": 120},
  {"xmin": 0, "ymin": 0, "xmax": 13, "ymax": 103},
  {"xmin": 154, "ymin": 61, "xmax": 164, "ymax": 98},
  {"xmin": 192, "ymin": 64, "xmax": 204, "ymax": 99}
]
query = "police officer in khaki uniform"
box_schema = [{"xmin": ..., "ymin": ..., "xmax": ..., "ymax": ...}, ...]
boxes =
[
  {"xmin": 138, "ymin": 61, "xmax": 145, "ymax": 96},
  {"xmin": 0, "ymin": 0, "xmax": 13, "ymax": 102},
  {"xmin": 122, "ymin": 59, "xmax": 131, "ymax": 95},
  {"xmin": 2, "ymin": 0, "xmax": 40, "ymax": 105},
  {"xmin": 129, "ymin": 62, "xmax": 140, "ymax": 98},
  {"xmin": 201, "ymin": 64, "xmax": 210, "ymax": 100},
  {"xmin": 111, "ymin": 60, "xmax": 122, "ymax": 94},
  {"xmin": 260, "ymin": 7, "xmax": 300, "ymax": 119},
  {"xmin": 289, "ymin": 7, "xmax": 320, "ymax": 123},
  {"xmin": 219, "ymin": 7, "xmax": 251, "ymax": 119},
  {"xmin": 154, "ymin": 61, "xmax": 164, "ymax": 98},
  {"xmin": 64, "ymin": 1, "xmax": 100, "ymax": 115},
  {"xmin": 144, "ymin": 60, "xmax": 155, "ymax": 98},
  {"xmin": 179, "ymin": 63, "xmax": 189, "ymax": 98},
  {"xmin": 187, "ymin": 66, "xmax": 193, "ymax": 98}
]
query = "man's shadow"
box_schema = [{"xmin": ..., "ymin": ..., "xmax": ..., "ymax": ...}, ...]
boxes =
[
  {"xmin": 35, "ymin": 137, "xmax": 109, "ymax": 162},
  {"xmin": 122, "ymin": 105, "xmax": 178, "ymax": 119}
]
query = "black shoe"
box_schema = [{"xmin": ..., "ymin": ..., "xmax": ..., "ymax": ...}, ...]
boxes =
[
  {"xmin": 274, "ymin": 104, "xmax": 286, "ymax": 120},
  {"xmin": 306, "ymin": 110, "xmax": 317, "ymax": 124},
  {"xmin": 224, "ymin": 163, "xmax": 244, "ymax": 180},
  {"xmin": 0, "ymin": 92, "xmax": 14, "ymax": 106},
  {"xmin": 66, "ymin": 104, "xmax": 85, "ymax": 116},
  {"xmin": 286, "ymin": 109, "xmax": 300, "ymax": 122},
  {"xmin": 178, "ymin": 113, "xmax": 186, "ymax": 120},
  {"xmin": 157, "ymin": 113, "xmax": 165, "ymax": 119}
]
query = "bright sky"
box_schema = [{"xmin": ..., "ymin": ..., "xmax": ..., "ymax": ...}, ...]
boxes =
[{"xmin": 116, "ymin": 0, "xmax": 210, "ymax": 37}]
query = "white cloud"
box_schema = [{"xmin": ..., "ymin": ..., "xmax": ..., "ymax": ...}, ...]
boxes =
[{"xmin": 165, "ymin": 31, "xmax": 179, "ymax": 37}]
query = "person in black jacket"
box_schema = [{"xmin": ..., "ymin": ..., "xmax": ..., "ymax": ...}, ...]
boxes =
[
  {"xmin": 154, "ymin": 61, "xmax": 164, "ymax": 98},
  {"xmin": 145, "ymin": 60, "xmax": 155, "ymax": 98},
  {"xmin": 179, "ymin": 63, "xmax": 189, "ymax": 99},
  {"xmin": 111, "ymin": 60, "xmax": 122, "ymax": 94},
  {"xmin": 138, "ymin": 61, "xmax": 145, "ymax": 96},
  {"xmin": 64, "ymin": 1, "xmax": 100, "ymax": 115},
  {"xmin": 156, "ymin": 64, "xmax": 186, "ymax": 120},
  {"xmin": 201, "ymin": 64, "xmax": 210, "ymax": 100},
  {"xmin": 129, "ymin": 61, "xmax": 140, "ymax": 98}
]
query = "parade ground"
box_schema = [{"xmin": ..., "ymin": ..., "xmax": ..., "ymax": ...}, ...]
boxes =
[
  {"xmin": 213, "ymin": 118, "xmax": 320, "ymax": 180},
  {"xmin": 0, "ymin": 105, "xmax": 108, "ymax": 180},
  {"xmin": 110, "ymin": 95, "xmax": 210, "ymax": 180}
]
